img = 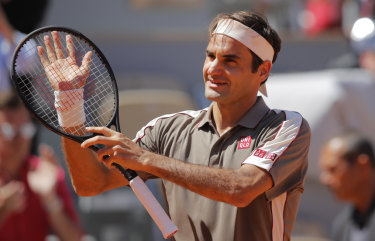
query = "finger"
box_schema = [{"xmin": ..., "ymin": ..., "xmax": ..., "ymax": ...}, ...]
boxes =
[
  {"xmin": 52, "ymin": 31, "xmax": 65, "ymax": 59},
  {"xmin": 6, "ymin": 181, "xmax": 25, "ymax": 195},
  {"xmin": 102, "ymin": 155, "xmax": 116, "ymax": 168},
  {"xmin": 110, "ymin": 149, "xmax": 138, "ymax": 170},
  {"xmin": 37, "ymin": 46, "xmax": 49, "ymax": 68},
  {"xmin": 81, "ymin": 135, "xmax": 123, "ymax": 149},
  {"xmin": 94, "ymin": 146, "xmax": 119, "ymax": 168},
  {"xmin": 80, "ymin": 51, "xmax": 92, "ymax": 73},
  {"xmin": 44, "ymin": 35, "xmax": 57, "ymax": 62},
  {"xmin": 66, "ymin": 35, "xmax": 76, "ymax": 59},
  {"xmin": 105, "ymin": 149, "xmax": 131, "ymax": 169},
  {"xmin": 85, "ymin": 126, "xmax": 117, "ymax": 136},
  {"xmin": 96, "ymin": 146, "xmax": 115, "ymax": 162}
]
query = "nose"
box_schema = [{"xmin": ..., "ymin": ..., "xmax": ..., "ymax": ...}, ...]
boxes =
[
  {"xmin": 206, "ymin": 58, "xmax": 223, "ymax": 76},
  {"xmin": 319, "ymin": 171, "xmax": 332, "ymax": 186}
]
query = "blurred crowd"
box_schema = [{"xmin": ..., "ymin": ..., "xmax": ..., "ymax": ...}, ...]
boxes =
[
  {"xmin": 0, "ymin": 1, "xmax": 88, "ymax": 240},
  {"xmin": 255, "ymin": 0, "xmax": 374, "ymax": 37}
]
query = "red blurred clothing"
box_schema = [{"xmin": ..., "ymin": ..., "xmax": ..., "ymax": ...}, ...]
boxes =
[
  {"xmin": 304, "ymin": 0, "xmax": 342, "ymax": 36},
  {"xmin": 0, "ymin": 155, "xmax": 81, "ymax": 241}
]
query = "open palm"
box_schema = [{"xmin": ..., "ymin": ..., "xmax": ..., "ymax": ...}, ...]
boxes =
[{"xmin": 37, "ymin": 31, "xmax": 92, "ymax": 91}]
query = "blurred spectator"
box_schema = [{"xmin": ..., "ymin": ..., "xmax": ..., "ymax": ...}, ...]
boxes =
[
  {"xmin": 0, "ymin": 4, "xmax": 23, "ymax": 91},
  {"xmin": 0, "ymin": 0, "xmax": 49, "ymax": 91},
  {"xmin": 0, "ymin": 89, "xmax": 83, "ymax": 241},
  {"xmin": 1, "ymin": 0, "xmax": 49, "ymax": 34},
  {"xmin": 303, "ymin": 0, "xmax": 343, "ymax": 36},
  {"xmin": 327, "ymin": 17, "xmax": 375, "ymax": 70},
  {"xmin": 350, "ymin": 0, "xmax": 375, "ymax": 19},
  {"xmin": 319, "ymin": 129, "xmax": 375, "ymax": 241},
  {"xmin": 350, "ymin": 17, "xmax": 375, "ymax": 73},
  {"xmin": 255, "ymin": 0, "xmax": 307, "ymax": 36}
]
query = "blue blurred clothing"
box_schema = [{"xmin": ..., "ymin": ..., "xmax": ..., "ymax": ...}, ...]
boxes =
[{"xmin": 0, "ymin": 30, "xmax": 25, "ymax": 91}]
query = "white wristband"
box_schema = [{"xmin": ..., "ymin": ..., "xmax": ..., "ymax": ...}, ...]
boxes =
[{"xmin": 54, "ymin": 89, "xmax": 85, "ymax": 127}]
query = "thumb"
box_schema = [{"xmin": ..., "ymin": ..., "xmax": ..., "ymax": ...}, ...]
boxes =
[{"xmin": 80, "ymin": 51, "xmax": 92, "ymax": 73}]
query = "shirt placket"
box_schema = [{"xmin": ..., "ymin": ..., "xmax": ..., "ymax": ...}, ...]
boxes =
[{"xmin": 208, "ymin": 127, "xmax": 238, "ymax": 167}]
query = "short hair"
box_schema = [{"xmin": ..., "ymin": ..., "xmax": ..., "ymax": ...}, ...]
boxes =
[
  {"xmin": 208, "ymin": 10, "xmax": 282, "ymax": 74},
  {"xmin": 331, "ymin": 129, "xmax": 375, "ymax": 167}
]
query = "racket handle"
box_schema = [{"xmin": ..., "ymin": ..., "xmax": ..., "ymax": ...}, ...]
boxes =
[
  {"xmin": 129, "ymin": 176, "xmax": 178, "ymax": 239},
  {"xmin": 111, "ymin": 163, "xmax": 177, "ymax": 239}
]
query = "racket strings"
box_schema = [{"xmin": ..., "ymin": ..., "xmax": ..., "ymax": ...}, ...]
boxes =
[{"xmin": 13, "ymin": 30, "xmax": 116, "ymax": 137}]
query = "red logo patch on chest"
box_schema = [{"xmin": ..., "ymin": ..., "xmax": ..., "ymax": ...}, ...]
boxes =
[{"xmin": 238, "ymin": 136, "xmax": 252, "ymax": 149}]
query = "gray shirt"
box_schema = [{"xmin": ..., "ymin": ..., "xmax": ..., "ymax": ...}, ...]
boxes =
[{"xmin": 134, "ymin": 97, "xmax": 311, "ymax": 241}]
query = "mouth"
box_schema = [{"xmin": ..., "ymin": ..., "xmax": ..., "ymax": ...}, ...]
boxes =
[{"xmin": 206, "ymin": 77, "xmax": 229, "ymax": 87}]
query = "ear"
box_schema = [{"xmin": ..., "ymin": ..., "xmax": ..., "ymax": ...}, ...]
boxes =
[
  {"xmin": 357, "ymin": 154, "xmax": 371, "ymax": 166},
  {"xmin": 259, "ymin": 61, "xmax": 272, "ymax": 80}
]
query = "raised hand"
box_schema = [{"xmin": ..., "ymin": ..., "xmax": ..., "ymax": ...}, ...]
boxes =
[
  {"xmin": 0, "ymin": 181, "xmax": 26, "ymax": 215},
  {"xmin": 37, "ymin": 31, "xmax": 92, "ymax": 91},
  {"xmin": 27, "ymin": 144, "xmax": 59, "ymax": 197}
]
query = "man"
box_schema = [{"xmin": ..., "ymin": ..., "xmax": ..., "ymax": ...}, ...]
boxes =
[
  {"xmin": 329, "ymin": 16, "xmax": 375, "ymax": 71},
  {"xmin": 38, "ymin": 11, "xmax": 311, "ymax": 241},
  {"xmin": 0, "ymin": 90, "xmax": 83, "ymax": 241},
  {"xmin": 350, "ymin": 17, "xmax": 375, "ymax": 74},
  {"xmin": 320, "ymin": 130, "xmax": 375, "ymax": 241},
  {"xmin": 0, "ymin": 4, "xmax": 25, "ymax": 91}
]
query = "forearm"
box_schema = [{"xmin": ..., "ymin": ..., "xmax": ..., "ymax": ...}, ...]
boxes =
[
  {"xmin": 141, "ymin": 152, "xmax": 272, "ymax": 207},
  {"xmin": 42, "ymin": 195, "xmax": 81, "ymax": 241},
  {"xmin": 62, "ymin": 137, "xmax": 127, "ymax": 196}
]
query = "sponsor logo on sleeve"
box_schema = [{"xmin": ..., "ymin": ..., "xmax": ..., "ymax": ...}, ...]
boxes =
[
  {"xmin": 253, "ymin": 148, "xmax": 267, "ymax": 158},
  {"xmin": 253, "ymin": 149, "xmax": 278, "ymax": 161},
  {"xmin": 237, "ymin": 136, "xmax": 252, "ymax": 149},
  {"xmin": 266, "ymin": 152, "xmax": 278, "ymax": 161}
]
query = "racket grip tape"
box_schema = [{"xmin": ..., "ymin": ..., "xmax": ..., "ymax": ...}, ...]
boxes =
[{"xmin": 129, "ymin": 176, "xmax": 178, "ymax": 239}]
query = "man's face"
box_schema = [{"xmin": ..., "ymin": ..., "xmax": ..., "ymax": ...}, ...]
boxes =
[
  {"xmin": 319, "ymin": 138, "xmax": 360, "ymax": 201},
  {"xmin": 0, "ymin": 106, "xmax": 35, "ymax": 174},
  {"xmin": 203, "ymin": 34, "xmax": 264, "ymax": 106}
]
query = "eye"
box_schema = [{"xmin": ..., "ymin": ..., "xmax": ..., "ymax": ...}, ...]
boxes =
[
  {"xmin": 225, "ymin": 58, "xmax": 236, "ymax": 63},
  {"xmin": 0, "ymin": 123, "xmax": 16, "ymax": 140},
  {"xmin": 223, "ymin": 57, "xmax": 238, "ymax": 66},
  {"xmin": 206, "ymin": 51, "xmax": 215, "ymax": 60}
]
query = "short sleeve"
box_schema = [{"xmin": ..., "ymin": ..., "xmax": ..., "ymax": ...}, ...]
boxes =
[
  {"xmin": 243, "ymin": 110, "xmax": 310, "ymax": 200},
  {"xmin": 133, "ymin": 115, "xmax": 164, "ymax": 153}
]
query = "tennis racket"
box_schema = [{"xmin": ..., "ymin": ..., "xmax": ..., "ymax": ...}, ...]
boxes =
[{"xmin": 10, "ymin": 26, "xmax": 177, "ymax": 239}]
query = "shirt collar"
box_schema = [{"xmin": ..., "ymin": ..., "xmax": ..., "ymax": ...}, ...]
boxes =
[
  {"xmin": 197, "ymin": 105, "xmax": 214, "ymax": 129},
  {"xmin": 198, "ymin": 96, "xmax": 270, "ymax": 129},
  {"xmin": 238, "ymin": 96, "xmax": 270, "ymax": 128}
]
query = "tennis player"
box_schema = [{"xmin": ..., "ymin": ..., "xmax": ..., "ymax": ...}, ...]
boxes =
[{"xmin": 39, "ymin": 10, "xmax": 311, "ymax": 241}]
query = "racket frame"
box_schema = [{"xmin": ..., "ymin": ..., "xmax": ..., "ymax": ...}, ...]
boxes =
[{"xmin": 10, "ymin": 26, "xmax": 121, "ymax": 144}]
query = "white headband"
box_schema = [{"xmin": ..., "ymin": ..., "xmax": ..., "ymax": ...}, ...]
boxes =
[
  {"xmin": 213, "ymin": 18, "xmax": 274, "ymax": 62},
  {"xmin": 213, "ymin": 18, "xmax": 273, "ymax": 96}
]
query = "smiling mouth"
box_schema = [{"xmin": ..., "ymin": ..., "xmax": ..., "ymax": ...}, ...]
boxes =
[{"xmin": 207, "ymin": 78, "xmax": 229, "ymax": 86}]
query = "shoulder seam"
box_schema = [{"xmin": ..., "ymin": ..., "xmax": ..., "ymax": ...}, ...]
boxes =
[{"xmin": 133, "ymin": 108, "xmax": 207, "ymax": 143}]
